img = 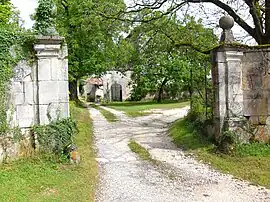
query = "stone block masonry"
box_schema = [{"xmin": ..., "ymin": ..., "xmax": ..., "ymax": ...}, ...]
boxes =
[
  {"xmin": 212, "ymin": 46, "xmax": 270, "ymax": 143},
  {"xmin": 34, "ymin": 36, "xmax": 69, "ymax": 125},
  {"xmin": 0, "ymin": 36, "xmax": 69, "ymax": 163},
  {"xmin": 212, "ymin": 16, "xmax": 270, "ymax": 143}
]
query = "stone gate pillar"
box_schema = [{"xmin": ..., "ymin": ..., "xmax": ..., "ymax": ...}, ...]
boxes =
[
  {"xmin": 212, "ymin": 16, "xmax": 244, "ymax": 139},
  {"xmin": 34, "ymin": 36, "xmax": 69, "ymax": 125}
]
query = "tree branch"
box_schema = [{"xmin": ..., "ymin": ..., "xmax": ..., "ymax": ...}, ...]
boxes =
[
  {"xmin": 188, "ymin": 0, "xmax": 257, "ymax": 42},
  {"xmin": 60, "ymin": 0, "xmax": 69, "ymax": 16},
  {"xmin": 98, "ymin": 1, "xmax": 186, "ymax": 23},
  {"xmin": 126, "ymin": 0, "xmax": 168, "ymax": 12},
  {"xmin": 161, "ymin": 32, "xmax": 211, "ymax": 54},
  {"xmin": 265, "ymin": 0, "xmax": 270, "ymax": 40},
  {"xmin": 243, "ymin": 0, "xmax": 263, "ymax": 43}
]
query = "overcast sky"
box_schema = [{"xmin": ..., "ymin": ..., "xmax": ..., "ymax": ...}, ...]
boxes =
[
  {"xmin": 10, "ymin": 0, "xmax": 255, "ymax": 44},
  {"xmin": 11, "ymin": 0, "xmax": 37, "ymax": 28}
]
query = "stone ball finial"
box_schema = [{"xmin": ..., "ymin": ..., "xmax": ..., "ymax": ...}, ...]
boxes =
[{"xmin": 219, "ymin": 16, "xmax": 234, "ymax": 30}]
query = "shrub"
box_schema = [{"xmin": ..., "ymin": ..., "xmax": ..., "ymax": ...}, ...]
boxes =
[
  {"xmin": 187, "ymin": 95, "xmax": 210, "ymax": 121},
  {"xmin": 33, "ymin": 118, "xmax": 78, "ymax": 155},
  {"xmin": 186, "ymin": 95, "xmax": 213, "ymax": 140},
  {"xmin": 235, "ymin": 142, "xmax": 270, "ymax": 157}
]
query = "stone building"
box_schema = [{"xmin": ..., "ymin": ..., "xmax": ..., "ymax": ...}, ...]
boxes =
[
  {"xmin": 83, "ymin": 78, "xmax": 103, "ymax": 102},
  {"xmin": 83, "ymin": 71, "xmax": 132, "ymax": 102}
]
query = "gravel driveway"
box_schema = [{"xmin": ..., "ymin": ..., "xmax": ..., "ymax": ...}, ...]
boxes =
[{"xmin": 90, "ymin": 106, "xmax": 270, "ymax": 202}]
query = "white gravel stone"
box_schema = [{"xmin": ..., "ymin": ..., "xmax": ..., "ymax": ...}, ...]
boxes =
[{"xmin": 91, "ymin": 106, "xmax": 270, "ymax": 202}]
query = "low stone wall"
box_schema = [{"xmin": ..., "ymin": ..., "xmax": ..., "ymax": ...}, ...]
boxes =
[
  {"xmin": 211, "ymin": 16, "xmax": 270, "ymax": 143},
  {"xmin": 0, "ymin": 36, "xmax": 69, "ymax": 163},
  {"xmin": 212, "ymin": 45, "xmax": 270, "ymax": 143},
  {"xmin": 0, "ymin": 129, "xmax": 33, "ymax": 163}
]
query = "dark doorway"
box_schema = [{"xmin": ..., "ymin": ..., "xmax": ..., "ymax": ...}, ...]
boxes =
[{"xmin": 111, "ymin": 83, "xmax": 122, "ymax": 101}]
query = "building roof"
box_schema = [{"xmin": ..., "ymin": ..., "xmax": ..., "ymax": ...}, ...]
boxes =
[{"xmin": 86, "ymin": 78, "xmax": 103, "ymax": 86}]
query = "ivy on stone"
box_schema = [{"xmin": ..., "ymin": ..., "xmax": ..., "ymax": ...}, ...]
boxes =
[
  {"xmin": 0, "ymin": 29, "xmax": 16, "ymax": 135},
  {"xmin": 0, "ymin": 0, "xmax": 20, "ymax": 135},
  {"xmin": 0, "ymin": 0, "xmax": 35, "ymax": 136}
]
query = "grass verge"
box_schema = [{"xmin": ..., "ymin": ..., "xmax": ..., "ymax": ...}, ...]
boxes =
[
  {"xmin": 124, "ymin": 111, "xmax": 152, "ymax": 117},
  {"xmin": 104, "ymin": 100, "xmax": 189, "ymax": 117},
  {"xmin": 0, "ymin": 101, "xmax": 97, "ymax": 201},
  {"xmin": 128, "ymin": 139, "xmax": 158, "ymax": 165},
  {"xmin": 91, "ymin": 104, "xmax": 118, "ymax": 122},
  {"xmin": 169, "ymin": 118, "xmax": 270, "ymax": 188}
]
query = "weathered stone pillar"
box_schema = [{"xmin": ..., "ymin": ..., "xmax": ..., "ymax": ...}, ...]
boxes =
[
  {"xmin": 34, "ymin": 36, "xmax": 69, "ymax": 125},
  {"xmin": 225, "ymin": 50, "xmax": 244, "ymax": 118},
  {"xmin": 212, "ymin": 16, "xmax": 244, "ymax": 139}
]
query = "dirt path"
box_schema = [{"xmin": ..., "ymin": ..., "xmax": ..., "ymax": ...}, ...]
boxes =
[{"xmin": 90, "ymin": 106, "xmax": 270, "ymax": 202}]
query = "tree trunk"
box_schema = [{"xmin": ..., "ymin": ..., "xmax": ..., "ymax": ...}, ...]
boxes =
[
  {"xmin": 189, "ymin": 67, "xmax": 193, "ymax": 110},
  {"xmin": 69, "ymin": 79, "xmax": 78, "ymax": 101},
  {"xmin": 264, "ymin": 0, "xmax": 270, "ymax": 43},
  {"xmin": 157, "ymin": 77, "xmax": 168, "ymax": 103}
]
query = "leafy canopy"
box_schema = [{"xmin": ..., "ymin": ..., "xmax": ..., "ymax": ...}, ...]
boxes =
[
  {"xmin": 32, "ymin": 0, "xmax": 58, "ymax": 35},
  {"xmin": 55, "ymin": 0, "xmax": 129, "ymax": 81},
  {"xmin": 124, "ymin": 14, "xmax": 218, "ymax": 100}
]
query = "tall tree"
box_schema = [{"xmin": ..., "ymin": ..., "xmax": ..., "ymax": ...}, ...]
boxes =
[
  {"xmin": 126, "ymin": 15, "xmax": 218, "ymax": 102},
  {"xmin": 0, "ymin": 0, "xmax": 12, "ymax": 24},
  {"xmin": 114, "ymin": 0, "xmax": 270, "ymax": 44},
  {"xmin": 32, "ymin": 0, "xmax": 58, "ymax": 35},
  {"xmin": 54, "ymin": 0, "xmax": 128, "ymax": 100}
]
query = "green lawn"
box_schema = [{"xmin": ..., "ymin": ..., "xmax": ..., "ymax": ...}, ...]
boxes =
[
  {"xmin": 169, "ymin": 119, "xmax": 270, "ymax": 188},
  {"xmin": 103, "ymin": 100, "xmax": 190, "ymax": 117},
  {"xmin": 0, "ymin": 101, "xmax": 98, "ymax": 201},
  {"xmin": 90, "ymin": 104, "xmax": 118, "ymax": 122},
  {"xmin": 128, "ymin": 139, "xmax": 158, "ymax": 165}
]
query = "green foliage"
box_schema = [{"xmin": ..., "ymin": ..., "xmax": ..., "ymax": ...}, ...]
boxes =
[
  {"xmin": 236, "ymin": 143, "xmax": 270, "ymax": 157},
  {"xmin": 187, "ymin": 95, "xmax": 207, "ymax": 121},
  {"xmin": 0, "ymin": 2, "xmax": 35, "ymax": 137},
  {"xmin": 53, "ymin": 0, "xmax": 130, "ymax": 100},
  {"xmin": 55, "ymin": 0, "xmax": 128, "ymax": 82},
  {"xmin": 217, "ymin": 130, "xmax": 270, "ymax": 157},
  {"xmin": 0, "ymin": 29, "xmax": 35, "ymax": 135},
  {"xmin": 169, "ymin": 119, "xmax": 213, "ymax": 151},
  {"xmin": 104, "ymin": 100, "xmax": 189, "ymax": 117},
  {"xmin": 0, "ymin": 1, "xmax": 12, "ymax": 24},
  {"xmin": 216, "ymin": 130, "xmax": 238, "ymax": 155},
  {"xmin": 129, "ymin": 76, "xmax": 151, "ymax": 101},
  {"xmin": 169, "ymin": 118, "xmax": 270, "ymax": 188},
  {"xmin": 0, "ymin": 102, "xmax": 98, "ymax": 201},
  {"xmin": 87, "ymin": 95, "xmax": 95, "ymax": 102},
  {"xmin": 32, "ymin": 0, "xmax": 57, "ymax": 35},
  {"xmin": 126, "ymin": 15, "xmax": 218, "ymax": 101},
  {"xmin": 91, "ymin": 104, "xmax": 118, "ymax": 122},
  {"xmin": 128, "ymin": 139, "xmax": 158, "ymax": 164},
  {"xmin": 9, "ymin": 126, "xmax": 22, "ymax": 142},
  {"xmin": 186, "ymin": 93, "xmax": 213, "ymax": 142},
  {"xmin": 33, "ymin": 118, "xmax": 78, "ymax": 155}
]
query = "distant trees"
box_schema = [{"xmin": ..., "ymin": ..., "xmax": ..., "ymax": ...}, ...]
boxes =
[
  {"xmin": 32, "ymin": 0, "xmax": 221, "ymax": 102},
  {"xmin": 124, "ymin": 14, "xmax": 218, "ymax": 102}
]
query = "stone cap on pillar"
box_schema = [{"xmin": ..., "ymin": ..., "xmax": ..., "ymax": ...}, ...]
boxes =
[
  {"xmin": 219, "ymin": 16, "xmax": 235, "ymax": 43},
  {"xmin": 35, "ymin": 36, "xmax": 64, "ymax": 45},
  {"xmin": 34, "ymin": 36, "xmax": 65, "ymax": 58}
]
